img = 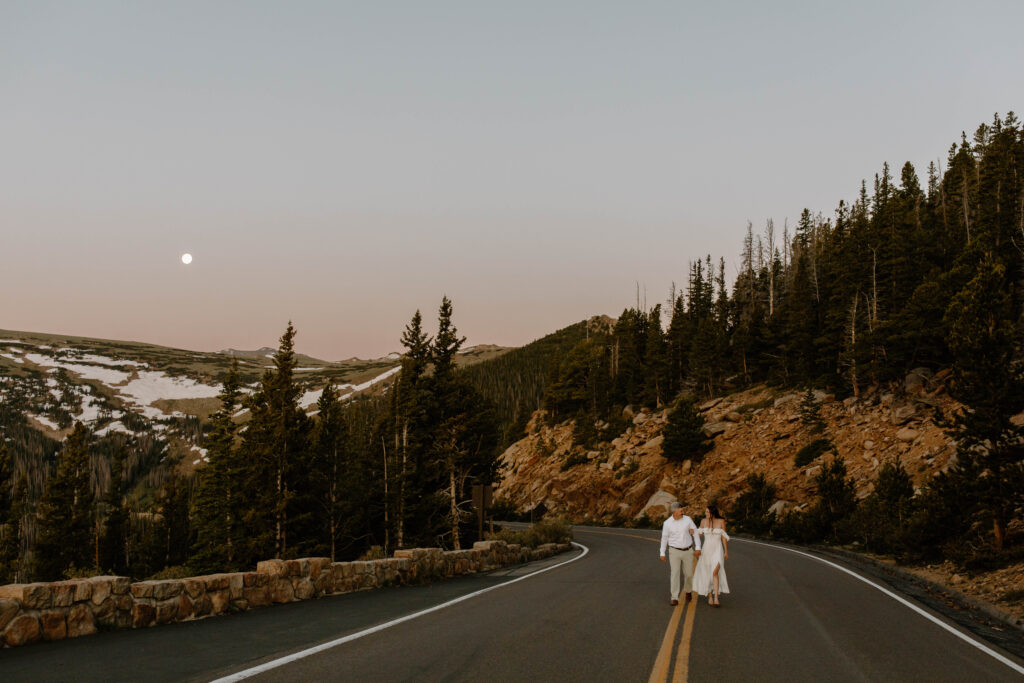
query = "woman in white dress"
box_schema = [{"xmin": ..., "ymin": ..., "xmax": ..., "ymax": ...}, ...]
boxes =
[{"xmin": 692, "ymin": 504, "xmax": 729, "ymax": 607}]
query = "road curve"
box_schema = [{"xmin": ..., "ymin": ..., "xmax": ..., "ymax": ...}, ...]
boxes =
[{"xmin": 0, "ymin": 527, "xmax": 1021, "ymax": 682}]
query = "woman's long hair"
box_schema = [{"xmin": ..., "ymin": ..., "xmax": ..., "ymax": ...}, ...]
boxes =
[{"xmin": 707, "ymin": 503, "xmax": 723, "ymax": 520}]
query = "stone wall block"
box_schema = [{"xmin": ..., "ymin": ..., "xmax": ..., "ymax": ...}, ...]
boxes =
[
  {"xmin": 88, "ymin": 578, "xmax": 112, "ymax": 606},
  {"xmin": 284, "ymin": 560, "xmax": 304, "ymax": 578},
  {"xmin": 152, "ymin": 580, "xmax": 183, "ymax": 601},
  {"xmin": 227, "ymin": 573, "xmax": 244, "ymax": 600},
  {"xmin": 192, "ymin": 594, "xmax": 213, "ymax": 618},
  {"xmin": 273, "ymin": 578, "xmax": 294, "ymax": 604},
  {"xmin": 242, "ymin": 572, "xmax": 260, "ymax": 588},
  {"xmin": 243, "ymin": 586, "xmax": 270, "ymax": 608},
  {"xmin": 256, "ymin": 559, "xmax": 286, "ymax": 577},
  {"xmin": 229, "ymin": 598, "xmax": 249, "ymax": 612},
  {"xmin": 182, "ymin": 578, "xmax": 206, "ymax": 599},
  {"xmin": 177, "ymin": 593, "xmax": 194, "ymax": 621},
  {"xmin": 307, "ymin": 558, "xmax": 330, "ymax": 579},
  {"xmin": 293, "ymin": 579, "xmax": 315, "ymax": 601},
  {"xmin": 0, "ymin": 583, "xmax": 52, "ymax": 610},
  {"xmin": 51, "ymin": 582, "xmax": 77, "ymax": 607},
  {"xmin": 3, "ymin": 614, "xmax": 41, "ymax": 647},
  {"xmin": 0, "ymin": 598, "xmax": 19, "ymax": 631},
  {"xmin": 130, "ymin": 582, "xmax": 155, "ymax": 600},
  {"xmin": 313, "ymin": 573, "xmax": 333, "ymax": 595},
  {"xmin": 110, "ymin": 577, "xmax": 132, "ymax": 595},
  {"xmin": 132, "ymin": 602, "xmax": 156, "ymax": 629},
  {"xmin": 203, "ymin": 574, "xmax": 230, "ymax": 592},
  {"xmin": 40, "ymin": 609, "xmax": 67, "ymax": 641},
  {"xmin": 209, "ymin": 590, "xmax": 230, "ymax": 615},
  {"xmin": 67, "ymin": 603, "xmax": 97, "ymax": 638},
  {"xmin": 155, "ymin": 598, "xmax": 180, "ymax": 624},
  {"xmin": 72, "ymin": 580, "xmax": 92, "ymax": 603}
]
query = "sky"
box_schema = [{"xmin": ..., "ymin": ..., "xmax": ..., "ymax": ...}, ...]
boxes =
[{"xmin": 2, "ymin": 1, "xmax": 1022, "ymax": 360}]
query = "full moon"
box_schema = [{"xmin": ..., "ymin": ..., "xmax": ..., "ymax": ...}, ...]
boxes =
[{"xmin": 181, "ymin": 253, "xmax": 193, "ymax": 265}]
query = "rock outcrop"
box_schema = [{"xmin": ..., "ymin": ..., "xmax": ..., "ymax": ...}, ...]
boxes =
[{"xmin": 496, "ymin": 381, "xmax": 960, "ymax": 522}]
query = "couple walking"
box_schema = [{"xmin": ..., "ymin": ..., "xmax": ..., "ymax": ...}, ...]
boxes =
[{"xmin": 659, "ymin": 502, "xmax": 729, "ymax": 607}]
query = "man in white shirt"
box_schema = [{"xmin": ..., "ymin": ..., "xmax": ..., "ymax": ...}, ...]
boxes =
[{"xmin": 659, "ymin": 501, "xmax": 702, "ymax": 605}]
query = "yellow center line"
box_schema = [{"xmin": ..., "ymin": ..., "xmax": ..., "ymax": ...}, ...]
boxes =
[
  {"xmin": 648, "ymin": 600, "xmax": 687, "ymax": 683},
  {"xmin": 672, "ymin": 596, "xmax": 698, "ymax": 682},
  {"xmin": 574, "ymin": 527, "xmax": 698, "ymax": 682}
]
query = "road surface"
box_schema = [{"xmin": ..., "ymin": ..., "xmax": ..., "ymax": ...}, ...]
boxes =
[{"xmin": 1, "ymin": 527, "xmax": 1021, "ymax": 681}]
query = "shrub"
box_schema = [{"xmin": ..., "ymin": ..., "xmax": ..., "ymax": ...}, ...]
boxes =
[
  {"xmin": 731, "ymin": 473, "xmax": 777, "ymax": 536},
  {"xmin": 561, "ymin": 448, "xmax": 589, "ymax": 471},
  {"xmin": 359, "ymin": 545, "xmax": 387, "ymax": 561},
  {"xmin": 492, "ymin": 518, "xmax": 573, "ymax": 548},
  {"xmin": 794, "ymin": 438, "xmax": 834, "ymax": 468}
]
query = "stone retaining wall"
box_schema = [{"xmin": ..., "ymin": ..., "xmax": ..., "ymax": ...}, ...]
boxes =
[{"xmin": 0, "ymin": 540, "xmax": 570, "ymax": 648}]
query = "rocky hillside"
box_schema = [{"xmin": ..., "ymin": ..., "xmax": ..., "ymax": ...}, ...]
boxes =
[{"xmin": 496, "ymin": 370, "xmax": 968, "ymax": 523}]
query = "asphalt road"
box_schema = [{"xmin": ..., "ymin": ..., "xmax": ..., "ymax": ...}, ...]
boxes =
[{"xmin": 1, "ymin": 527, "xmax": 1022, "ymax": 682}]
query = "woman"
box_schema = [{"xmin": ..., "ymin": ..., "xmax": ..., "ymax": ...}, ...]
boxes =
[{"xmin": 692, "ymin": 503, "xmax": 729, "ymax": 607}]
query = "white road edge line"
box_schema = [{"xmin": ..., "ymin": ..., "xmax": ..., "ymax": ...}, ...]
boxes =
[
  {"xmin": 737, "ymin": 537, "xmax": 1024, "ymax": 676},
  {"xmin": 208, "ymin": 542, "xmax": 590, "ymax": 683}
]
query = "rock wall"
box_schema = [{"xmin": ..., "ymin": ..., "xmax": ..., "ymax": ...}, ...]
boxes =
[{"xmin": 0, "ymin": 540, "xmax": 569, "ymax": 648}]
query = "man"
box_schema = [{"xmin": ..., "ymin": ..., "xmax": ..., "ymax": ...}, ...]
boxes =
[{"xmin": 659, "ymin": 502, "xmax": 702, "ymax": 606}]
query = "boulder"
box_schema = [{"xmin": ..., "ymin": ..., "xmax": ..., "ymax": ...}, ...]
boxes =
[
  {"xmin": 639, "ymin": 489, "xmax": 676, "ymax": 520},
  {"xmin": 773, "ymin": 393, "xmax": 799, "ymax": 408},
  {"xmin": 0, "ymin": 583, "xmax": 52, "ymax": 610},
  {"xmin": 905, "ymin": 368, "xmax": 933, "ymax": 394},
  {"xmin": 644, "ymin": 435, "xmax": 664, "ymax": 450},
  {"xmin": 633, "ymin": 413, "xmax": 649, "ymax": 426},
  {"xmin": 768, "ymin": 500, "xmax": 789, "ymax": 517},
  {"xmin": 724, "ymin": 411, "xmax": 743, "ymax": 423},
  {"xmin": 622, "ymin": 405, "xmax": 635, "ymax": 418},
  {"xmin": 680, "ymin": 459, "xmax": 692, "ymax": 475},
  {"xmin": 700, "ymin": 398, "xmax": 723, "ymax": 412},
  {"xmin": 1011, "ymin": 411, "xmax": 1024, "ymax": 428},
  {"xmin": 702, "ymin": 422, "xmax": 731, "ymax": 437},
  {"xmin": 40, "ymin": 610, "xmax": 68, "ymax": 641},
  {"xmin": 863, "ymin": 440, "xmax": 874, "ymax": 450},
  {"xmin": 66, "ymin": 603, "xmax": 97, "ymax": 638},
  {"xmin": 891, "ymin": 404, "xmax": 917, "ymax": 425},
  {"xmin": 3, "ymin": 614, "xmax": 41, "ymax": 647},
  {"xmin": 896, "ymin": 428, "xmax": 920, "ymax": 442},
  {"xmin": 0, "ymin": 598, "xmax": 19, "ymax": 631}
]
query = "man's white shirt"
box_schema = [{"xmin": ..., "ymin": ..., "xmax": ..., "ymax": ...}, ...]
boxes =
[{"xmin": 660, "ymin": 514, "xmax": 702, "ymax": 557}]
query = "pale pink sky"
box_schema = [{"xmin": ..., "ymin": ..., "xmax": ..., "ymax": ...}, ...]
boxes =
[{"xmin": 3, "ymin": 2, "xmax": 1020, "ymax": 359}]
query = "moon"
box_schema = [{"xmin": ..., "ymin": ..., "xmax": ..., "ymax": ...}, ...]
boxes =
[{"xmin": 181, "ymin": 253, "xmax": 193, "ymax": 265}]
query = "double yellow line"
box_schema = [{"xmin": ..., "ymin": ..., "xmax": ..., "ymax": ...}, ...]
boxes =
[
  {"xmin": 574, "ymin": 528, "xmax": 696, "ymax": 682},
  {"xmin": 648, "ymin": 598, "xmax": 696, "ymax": 683}
]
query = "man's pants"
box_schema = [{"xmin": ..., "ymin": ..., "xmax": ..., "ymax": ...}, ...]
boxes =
[{"xmin": 668, "ymin": 546, "xmax": 694, "ymax": 599}]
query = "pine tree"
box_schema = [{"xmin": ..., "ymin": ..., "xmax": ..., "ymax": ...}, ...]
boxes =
[
  {"xmin": 191, "ymin": 359, "xmax": 243, "ymax": 572},
  {"xmin": 98, "ymin": 447, "xmax": 129, "ymax": 574},
  {"xmin": 943, "ymin": 258, "xmax": 1024, "ymax": 548},
  {"xmin": 240, "ymin": 323, "xmax": 311, "ymax": 561},
  {"xmin": 662, "ymin": 398, "xmax": 711, "ymax": 463},
  {"xmin": 799, "ymin": 388, "xmax": 826, "ymax": 434},
  {"xmin": 35, "ymin": 422, "xmax": 95, "ymax": 580},
  {"xmin": 0, "ymin": 442, "xmax": 17, "ymax": 582},
  {"xmin": 311, "ymin": 383, "xmax": 351, "ymax": 561}
]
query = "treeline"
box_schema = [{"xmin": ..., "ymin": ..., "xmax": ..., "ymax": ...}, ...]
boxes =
[{"xmin": 0, "ymin": 298, "xmax": 502, "ymax": 582}]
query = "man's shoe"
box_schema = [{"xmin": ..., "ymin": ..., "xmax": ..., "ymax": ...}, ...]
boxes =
[
  {"xmin": 670, "ymin": 599, "xmax": 678, "ymax": 606},
  {"xmin": 685, "ymin": 592, "xmax": 692, "ymax": 602}
]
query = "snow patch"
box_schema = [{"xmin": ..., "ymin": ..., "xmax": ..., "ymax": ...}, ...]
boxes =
[{"xmin": 29, "ymin": 414, "xmax": 61, "ymax": 430}]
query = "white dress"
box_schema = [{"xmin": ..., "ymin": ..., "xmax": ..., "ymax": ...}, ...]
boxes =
[{"xmin": 692, "ymin": 527, "xmax": 730, "ymax": 596}]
